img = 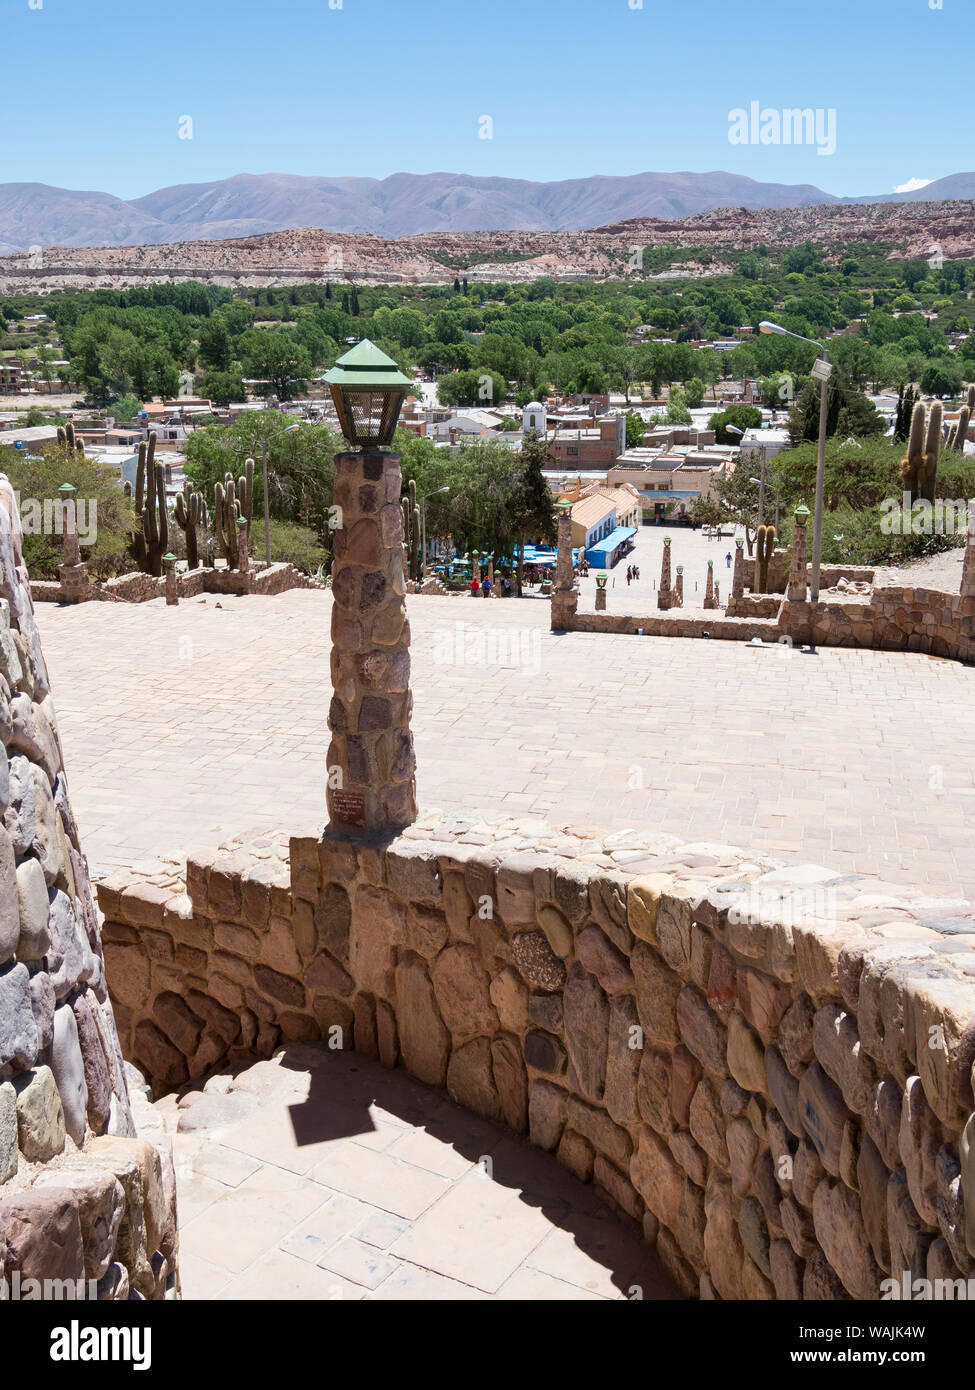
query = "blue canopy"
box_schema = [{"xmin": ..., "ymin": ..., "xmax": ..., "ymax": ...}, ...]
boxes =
[{"xmin": 586, "ymin": 525, "xmax": 637, "ymax": 558}]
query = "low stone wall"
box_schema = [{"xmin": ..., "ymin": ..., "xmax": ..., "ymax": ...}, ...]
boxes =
[
  {"xmin": 570, "ymin": 612, "xmax": 779, "ymax": 641},
  {"xmin": 782, "ymin": 585, "xmax": 975, "ymax": 662},
  {"xmin": 30, "ymin": 562, "xmax": 313, "ymax": 604},
  {"xmin": 0, "ymin": 482, "xmax": 177, "ymax": 1301},
  {"xmin": 97, "ymin": 813, "xmax": 975, "ymax": 1302}
]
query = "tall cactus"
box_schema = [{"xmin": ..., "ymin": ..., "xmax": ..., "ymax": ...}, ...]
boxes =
[
  {"xmin": 901, "ymin": 400, "xmax": 943, "ymax": 506},
  {"xmin": 947, "ymin": 385, "xmax": 974, "ymax": 452},
  {"xmin": 123, "ymin": 431, "xmax": 168, "ymax": 574},
  {"xmin": 401, "ymin": 477, "xmax": 421, "ymax": 581},
  {"xmin": 173, "ymin": 480, "xmax": 209, "ymax": 571},
  {"xmin": 56, "ymin": 422, "xmax": 84, "ymax": 453},
  {"xmin": 213, "ymin": 458, "xmax": 254, "ymax": 570},
  {"xmin": 755, "ymin": 523, "xmax": 775, "ymax": 594}
]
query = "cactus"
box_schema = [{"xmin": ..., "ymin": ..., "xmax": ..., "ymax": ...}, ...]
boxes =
[
  {"xmin": 756, "ymin": 523, "xmax": 776, "ymax": 593},
  {"xmin": 900, "ymin": 400, "xmax": 943, "ymax": 505},
  {"xmin": 56, "ymin": 421, "xmax": 85, "ymax": 453},
  {"xmin": 401, "ymin": 477, "xmax": 421, "ymax": 581},
  {"xmin": 123, "ymin": 431, "xmax": 169, "ymax": 574},
  {"xmin": 213, "ymin": 458, "xmax": 254, "ymax": 570},
  {"xmin": 173, "ymin": 480, "xmax": 209, "ymax": 571},
  {"xmin": 947, "ymin": 385, "xmax": 974, "ymax": 452}
]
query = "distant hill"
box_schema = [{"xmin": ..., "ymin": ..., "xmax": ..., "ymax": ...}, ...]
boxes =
[{"xmin": 0, "ymin": 169, "xmax": 849, "ymax": 252}]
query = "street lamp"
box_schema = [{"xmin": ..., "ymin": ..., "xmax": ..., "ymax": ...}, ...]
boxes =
[
  {"xmin": 323, "ymin": 338, "xmax": 411, "ymax": 447},
  {"xmin": 260, "ymin": 422, "xmax": 300, "ymax": 567},
  {"xmin": 419, "ymin": 485, "xmax": 449, "ymax": 578},
  {"xmin": 760, "ymin": 320, "xmax": 831, "ymax": 602}
]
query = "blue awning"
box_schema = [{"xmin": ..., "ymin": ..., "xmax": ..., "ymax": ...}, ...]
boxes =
[{"xmin": 586, "ymin": 525, "xmax": 637, "ymax": 556}]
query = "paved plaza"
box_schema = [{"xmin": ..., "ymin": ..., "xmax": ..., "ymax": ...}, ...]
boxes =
[
  {"xmin": 145, "ymin": 1045, "xmax": 676, "ymax": 1300},
  {"xmin": 572, "ymin": 520, "xmax": 746, "ymax": 614},
  {"xmin": 35, "ymin": 588, "xmax": 975, "ymax": 896}
]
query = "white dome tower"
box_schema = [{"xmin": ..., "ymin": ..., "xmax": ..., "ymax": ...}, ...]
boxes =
[{"xmin": 522, "ymin": 400, "xmax": 546, "ymax": 435}]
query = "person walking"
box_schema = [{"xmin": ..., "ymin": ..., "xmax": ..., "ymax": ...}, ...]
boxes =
[
  {"xmin": 481, "ymin": 574, "xmax": 491, "ymax": 598},
  {"xmin": 725, "ymin": 551, "xmax": 732, "ymax": 569},
  {"xmin": 626, "ymin": 566, "xmax": 632, "ymax": 586},
  {"xmin": 470, "ymin": 575, "xmax": 479, "ymax": 597}
]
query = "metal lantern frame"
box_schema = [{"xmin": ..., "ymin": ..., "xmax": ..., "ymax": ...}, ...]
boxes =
[{"xmin": 323, "ymin": 338, "xmax": 412, "ymax": 449}]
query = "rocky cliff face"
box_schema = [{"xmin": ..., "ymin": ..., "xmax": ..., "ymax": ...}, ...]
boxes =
[
  {"xmin": 0, "ymin": 200, "xmax": 971, "ymax": 293},
  {"xmin": 0, "ymin": 479, "xmax": 178, "ymax": 1301}
]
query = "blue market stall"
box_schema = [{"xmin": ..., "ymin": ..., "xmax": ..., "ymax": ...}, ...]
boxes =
[{"xmin": 584, "ymin": 524, "xmax": 637, "ymax": 569}]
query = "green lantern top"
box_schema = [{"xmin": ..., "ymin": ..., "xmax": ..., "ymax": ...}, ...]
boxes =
[
  {"xmin": 794, "ymin": 504, "xmax": 811, "ymax": 521},
  {"xmin": 323, "ymin": 339, "xmax": 412, "ymax": 448},
  {"xmin": 58, "ymin": 482, "xmax": 77, "ymax": 495}
]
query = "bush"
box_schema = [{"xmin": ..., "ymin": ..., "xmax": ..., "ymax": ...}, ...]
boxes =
[
  {"xmin": 266, "ymin": 519, "xmax": 331, "ymax": 575},
  {"xmin": 0, "ymin": 440, "xmax": 136, "ymax": 580}
]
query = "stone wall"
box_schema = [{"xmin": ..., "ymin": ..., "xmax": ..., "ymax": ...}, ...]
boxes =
[
  {"xmin": 0, "ymin": 479, "xmax": 178, "ymax": 1302},
  {"xmin": 781, "ymin": 584, "xmax": 975, "ymax": 662},
  {"xmin": 30, "ymin": 562, "xmax": 312, "ymax": 604},
  {"xmin": 97, "ymin": 812, "xmax": 975, "ymax": 1302}
]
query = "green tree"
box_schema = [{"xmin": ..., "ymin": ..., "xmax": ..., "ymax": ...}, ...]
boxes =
[{"xmin": 510, "ymin": 428, "xmax": 555, "ymax": 594}]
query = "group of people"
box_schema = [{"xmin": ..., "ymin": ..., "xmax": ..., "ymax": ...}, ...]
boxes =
[
  {"xmin": 625, "ymin": 564, "xmax": 641, "ymax": 586},
  {"xmin": 469, "ymin": 573, "xmax": 514, "ymax": 597}
]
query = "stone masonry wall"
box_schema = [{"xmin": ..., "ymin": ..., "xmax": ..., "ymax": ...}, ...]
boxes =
[
  {"xmin": 30, "ymin": 561, "xmax": 312, "ymax": 604},
  {"xmin": 98, "ymin": 812, "xmax": 975, "ymax": 1302},
  {"xmin": 0, "ymin": 478, "xmax": 178, "ymax": 1303},
  {"xmin": 781, "ymin": 584, "xmax": 975, "ymax": 663}
]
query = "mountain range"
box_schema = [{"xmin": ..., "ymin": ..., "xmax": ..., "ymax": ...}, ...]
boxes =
[{"xmin": 2, "ymin": 170, "xmax": 975, "ymax": 254}]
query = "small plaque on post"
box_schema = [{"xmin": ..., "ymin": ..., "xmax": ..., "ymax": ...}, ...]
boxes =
[{"xmin": 331, "ymin": 789, "xmax": 367, "ymax": 829}]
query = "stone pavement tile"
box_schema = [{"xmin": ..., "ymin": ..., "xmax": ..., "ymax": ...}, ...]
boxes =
[
  {"xmin": 526, "ymin": 1213, "xmax": 675, "ymax": 1300},
  {"xmin": 348, "ymin": 1123, "xmax": 403, "ymax": 1153},
  {"xmin": 280, "ymin": 1194, "xmax": 374, "ymax": 1264},
  {"xmin": 386, "ymin": 1168, "xmax": 559, "ymax": 1294},
  {"xmin": 317, "ymin": 1236, "xmax": 401, "ymax": 1290},
  {"xmin": 172, "ymin": 1169, "xmax": 234, "ymax": 1226},
  {"xmin": 308, "ymin": 1141, "xmax": 451, "ymax": 1220},
  {"xmin": 365, "ymin": 1264, "xmax": 490, "ymax": 1301},
  {"xmin": 385, "ymin": 1126, "xmax": 478, "ymax": 1181},
  {"xmin": 184, "ymin": 1141, "xmax": 262, "ymax": 1189},
  {"xmin": 178, "ymin": 1252, "xmax": 235, "ymax": 1300},
  {"xmin": 495, "ymin": 1267, "xmax": 610, "ymax": 1300},
  {"xmin": 355, "ymin": 1209, "xmax": 411, "ymax": 1251},
  {"xmin": 215, "ymin": 1248, "xmax": 365, "ymax": 1301},
  {"xmin": 178, "ymin": 1165, "xmax": 329, "ymax": 1273}
]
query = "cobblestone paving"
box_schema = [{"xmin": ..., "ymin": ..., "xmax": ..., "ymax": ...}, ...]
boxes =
[
  {"xmin": 136, "ymin": 1046, "xmax": 676, "ymax": 1301},
  {"xmin": 35, "ymin": 588, "xmax": 975, "ymax": 896}
]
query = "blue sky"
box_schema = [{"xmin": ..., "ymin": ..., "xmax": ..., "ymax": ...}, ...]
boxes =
[{"xmin": 4, "ymin": 0, "xmax": 968, "ymax": 198}]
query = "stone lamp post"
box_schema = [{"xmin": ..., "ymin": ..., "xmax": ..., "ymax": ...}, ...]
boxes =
[
  {"xmin": 594, "ymin": 571, "xmax": 608, "ymax": 611},
  {"xmin": 163, "ymin": 552, "xmax": 179, "ymax": 606},
  {"xmin": 786, "ymin": 504, "xmax": 810, "ymax": 603},
  {"xmin": 322, "ymin": 339, "xmax": 417, "ymax": 834},
  {"xmin": 551, "ymin": 499, "xmax": 578, "ymax": 630},
  {"xmin": 57, "ymin": 481, "xmax": 89, "ymax": 602}
]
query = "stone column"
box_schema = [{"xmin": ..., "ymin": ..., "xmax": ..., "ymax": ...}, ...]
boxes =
[
  {"xmin": 703, "ymin": 560, "xmax": 716, "ymax": 610},
  {"xmin": 57, "ymin": 489, "xmax": 90, "ymax": 603},
  {"xmin": 657, "ymin": 536, "xmax": 672, "ymax": 610},
  {"xmin": 674, "ymin": 565, "xmax": 684, "ymax": 608},
  {"xmin": 595, "ymin": 582, "xmax": 607, "ymax": 612},
  {"xmin": 786, "ymin": 513, "xmax": 809, "ymax": 603},
  {"xmin": 164, "ymin": 556, "xmax": 179, "ymax": 606},
  {"xmin": 473, "ymin": 552, "xmax": 481, "ymax": 585},
  {"xmin": 326, "ymin": 449, "xmax": 417, "ymax": 834},
  {"xmin": 731, "ymin": 540, "xmax": 745, "ymax": 599},
  {"xmin": 961, "ymin": 509, "xmax": 975, "ymax": 598},
  {"xmin": 551, "ymin": 505, "xmax": 578, "ymax": 631}
]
